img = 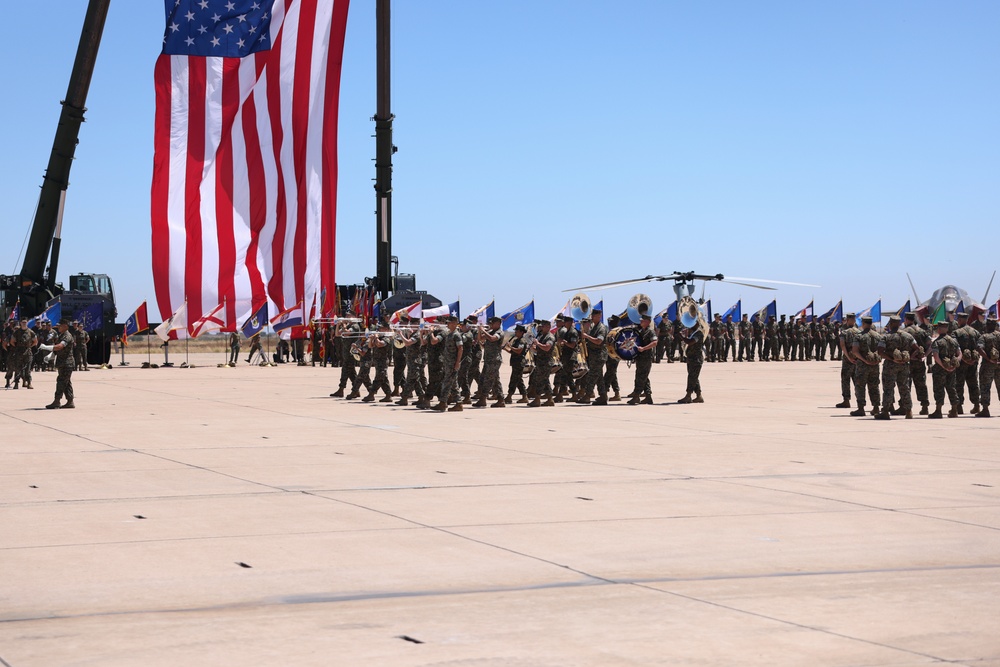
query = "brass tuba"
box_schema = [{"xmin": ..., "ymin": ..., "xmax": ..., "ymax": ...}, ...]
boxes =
[
  {"xmin": 679, "ymin": 296, "xmax": 710, "ymax": 339},
  {"xmin": 570, "ymin": 292, "xmax": 592, "ymax": 321},
  {"xmin": 626, "ymin": 293, "xmax": 653, "ymax": 324}
]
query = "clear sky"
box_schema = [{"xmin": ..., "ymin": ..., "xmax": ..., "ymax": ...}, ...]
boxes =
[{"xmin": 2, "ymin": 1, "xmax": 998, "ymax": 322}]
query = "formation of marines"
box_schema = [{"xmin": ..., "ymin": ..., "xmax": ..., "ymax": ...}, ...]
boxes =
[
  {"xmin": 836, "ymin": 311, "xmax": 999, "ymax": 419},
  {"xmin": 324, "ymin": 308, "xmax": 711, "ymax": 410}
]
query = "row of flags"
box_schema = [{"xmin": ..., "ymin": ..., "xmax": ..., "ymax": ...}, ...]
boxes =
[{"xmin": 6, "ymin": 298, "xmax": 103, "ymax": 332}]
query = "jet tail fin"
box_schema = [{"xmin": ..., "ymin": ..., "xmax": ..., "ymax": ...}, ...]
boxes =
[
  {"xmin": 982, "ymin": 271, "xmax": 996, "ymax": 305},
  {"xmin": 906, "ymin": 273, "xmax": 921, "ymax": 305}
]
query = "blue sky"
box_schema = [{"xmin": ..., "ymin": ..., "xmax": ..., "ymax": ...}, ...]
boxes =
[{"xmin": 2, "ymin": 1, "xmax": 997, "ymax": 321}]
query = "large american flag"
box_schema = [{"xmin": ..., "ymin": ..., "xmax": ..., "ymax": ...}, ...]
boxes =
[{"xmin": 151, "ymin": 0, "xmax": 348, "ymax": 331}]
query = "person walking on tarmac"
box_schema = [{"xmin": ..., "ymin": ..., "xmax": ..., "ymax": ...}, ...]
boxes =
[{"xmin": 43, "ymin": 318, "xmax": 76, "ymax": 409}]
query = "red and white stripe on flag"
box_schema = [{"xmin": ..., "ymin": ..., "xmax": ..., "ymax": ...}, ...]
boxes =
[{"xmin": 151, "ymin": 0, "xmax": 349, "ymax": 329}]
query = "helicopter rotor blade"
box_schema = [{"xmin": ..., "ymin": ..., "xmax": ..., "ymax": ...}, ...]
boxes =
[
  {"xmin": 562, "ymin": 275, "xmax": 679, "ymax": 292},
  {"xmin": 982, "ymin": 270, "xmax": 996, "ymax": 305},
  {"xmin": 721, "ymin": 279, "xmax": 777, "ymax": 290},
  {"xmin": 723, "ymin": 276, "xmax": 821, "ymax": 288}
]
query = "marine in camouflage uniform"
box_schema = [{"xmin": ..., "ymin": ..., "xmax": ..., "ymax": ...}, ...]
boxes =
[
  {"xmin": 425, "ymin": 327, "xmax": 445, "ymax": 403},
  {"xmin": 655, "ymin": 317, "xmax": 669, "ymax": 363},
  {"xmin": 627, "ymin": 315, "xmax": 657, "ymax": 405},
  {"xmin": 763, "ymin": 316, "xmax": 778, "ymax": 362},
  {"xmin": 73, "ymin": 322, "xmax": 89, "ymax": 371},
  {"xmin": 553, "ymin": 315, "xmax": 579, "ymax": 401},
  {"xmin": 815, "ymin": 319, "xmax": 829, "ymax": 361},
  {"xmin": 476, "ymin": 317, "xmax": 505, "ymax": 407},
  {"xmin": 7, "ymin": 320, "xmax": 36, "ymax": 390},
  {"xmin": 391, "ymin": 330, "xmax": 407, "ymax": 395},
  {"xmin": 708, "ymin": 316, "xmax": 722, "ymax": 362},
  {"xmin": 928, "ymin": 320, "xmax": 960, "ymax": 418},
  {"xmin": 835, "ymin": 313, "xmax": 858, "ymax": 408},
  {"xmin": 975, "ymin": 317, "xmax": 1000, "ymax": 418},
  {"xmin": 604, "ymin": 315, "xmax": 622, "ymax": 400},
  {"xmin": 527, "ymin": 320, "xmax": 556, "ymax": 407},
  {"xmin": 396, "ymin": 320, "xmax": 428, "ymax": 407},
  {"xmin": 363, "ymin": 324, "xmax": 393, "ymax": 402},
  {"xmin": 331, "ymin": 321, "xmax": 359, "ymax": 396},
  {"xmin": 464, "ymin": 318, "xmax": 484, "ymax": 401},
  {"xmin": 777, "ymin": 315, "xmax": 789, "ymax": 360},
  {"xmin": 505, "ymin": 325, "xmax": 528, "ymax": 402},
  {"xmin": 46, "ymin": 319, "xmax": 76, "ymax": 409},
  {"xmin": 348, "ymin": 335, "xmax": 373, "ymax": 399},
  {"xmin": 952, "ymin": 312, "xmax": 982, "ymax": 414},
  {"xmin": 902, "ymin": 312, "xmax": 931, "ymax": 414},
  {"xmin": 456, "ymin": 320, "xmax": 476, "ymax": 403},
  {"xmin": 850, "ymin": 316, "xmax": 881, "ymax": 416},
  {"xmin": 577, "ymin": 309, "xmax": 608, "ymax": 405},
  {"xmin": 724, "ymin": 315, "xmax": 736, "ymax": 361},
  {"xmin": 434, "ymin": 317, "xmax": 464, "ymax": 412},
  {"xmin": 875, "ymin": 315, "xmax": 917, "ymax": 419},
  {"xmin": 678, "ymin": 325, "xmax": 705, "ymax": 403},
  {"xmin": 737, "ymin": 314, "xmax": 751, "ymax": 362}
]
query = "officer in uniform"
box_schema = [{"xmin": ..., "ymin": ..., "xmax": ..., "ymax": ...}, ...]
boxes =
[
  {"xmin": 850, "ymin": 315, "xmax": 881, "ymax": 416},
  {"xmin": 346, "ymin": 332, "xmax": 373, "ymax": 399},
  {"xmin": 835, "ymin": 313, "xmax": 858, "ymax": 408},
  {"xmin": 505, "ymin": 324, "xmax": 528, "ymax": 403},
  {"xmin": 627, "ymin": 314, "xmax": 657, "ymax": 405},
  {"xmin": 434, "ymin": 316, "xmax": 464, "ymax": 412},
  {"xmin": 577, "ymin": 308, "xmax": 608, "ymax": 405},
  {"xmin": 45, "ymin": 318, "xmax": 76, "ymax": 409},
  {"xmin": 678, "ymin": 320, "xmax": 706, "ymax": 404},
  {"xmin": 464, "ymin": 317, "xmax": 484, "ymax": 403},
  {"xmin": 976, "ymin": 316, "xmax": 999, "ymax": 418},
  {"xmin": 876, "ymin": 315, "xmax": 918, "ymax": 419},
  {"xmin": 777, "ymin": 314, "xmax": 789, "ymax": 361},
  {"xmin": 527, "ymin": 320, "xmax": 556, "ymax": 407},
  {"xmin": 425, "ymin": 325, "xmax": 445, "ymax": 405},
  {"xmin": 952, "ymin": 311, "xmax": 982, "ymax": 415},
  {"xmin": 708, "ymin": 314, "xmax": 722, "ymax": 362},
  {"xmin": 724, "ymin": 314, "xmax": 736, "ymax": 361},
  {"xmin": 655, "ymin": 316, "xmax": 669, "ymax": 363},
  {"xmin": 901, "ymin": 312, "xmax": 931, "ymax": 414},
  {"xmin": 363, "ymin": 322, "xmax": 393, "ymax": 403},
  {"xmin": 929, "ymin": 319, "xmax": 960, "ymax": 418},
  {"xmin": 603, "ymin": 314, "xmax": 622, "ymax": 401},
  {"xmin": 737, "ymin": 314, "xmax": 751, "ymax": 361},
  {"xmin": 552, "ymin": 315, "xmax": 578, "ymax": 401},
  {"xmin": 476, "ymin": 316, "xmax": 505, "ymax": 407}
]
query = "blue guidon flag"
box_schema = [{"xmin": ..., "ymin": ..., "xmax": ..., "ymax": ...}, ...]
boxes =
[{"xmin": 241, "ymin": 302, "xmax": 269, "ymax": 338}]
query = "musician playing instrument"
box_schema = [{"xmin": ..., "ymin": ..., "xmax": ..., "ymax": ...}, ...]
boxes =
[
  {"xmin": 603, "ymin": 314, "xmax": 623, "ymax": 401},
  {"xmin": 553, "ymin": 315, "xmax": 578, "ymax": 402},
  {"xmin": 678, "ymin": 321, "xmax": 706, "ymax": 404},
  {"xmin": 505, "ymin": 324, "xmax": 529, "ymax": 403},
  {"xmin": 363, "ymin": 321, "xmax": 394, "ymax": 403},
  {"xmin": 331, "ymin": 319, "xmax": 359, "ymax": 397},
  {"xmin": 434, "ymin": 316, "xmax": 465, "ymax": 412},
  {"xmin": 577, "ymin": 308, "xmax": 609, "ymax": 405},
  {"xmin": 476, "ymin": 316, "xmax": 505, "ymax": 407},
  {"xmin": 347, "ymin": 332, "xmax": 373, "ymax": 399},
  {"xmin": 395, "ymin": 316, "xmax": 428, "ymax": 407},
  {"xmin": 627, "ymin": 314, "xmax": 657, "ymax": 405},
  {"xmin": 527, "ymin": 320, "xmax": 556, "ymax": 407}
]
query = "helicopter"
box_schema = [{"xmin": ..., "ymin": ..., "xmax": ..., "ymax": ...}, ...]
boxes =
[{"xmin": 566, "ymin": 271, "xmax": 819, "ymax": 303}]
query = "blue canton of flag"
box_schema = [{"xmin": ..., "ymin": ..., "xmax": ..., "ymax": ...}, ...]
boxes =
[
  {"xmin": 449, "ymin": 301, "xmax": 461, "ymax": 319},
  {"xmin": 162, "ymin": 0, "xmax": 274, "ymax": 58},
  {"xmin": 241, "ymin": 302, "xmax": 268, "ymax": 338},
  {"xmin": 501, "ymin": 301, "xmax": 534, "ymax": 331},
  {"xmin": 79, "ymin": 303, "xmax": 104, "ymax": 333}
]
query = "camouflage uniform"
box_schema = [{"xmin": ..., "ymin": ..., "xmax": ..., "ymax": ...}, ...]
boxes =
[
  {"xmin": 479, "ymin": 326, "xmax": 504, "ymax": 402},
  {"xmin": 457, "ymin": 327, "xmax": 476, "ymax": 400},
  {"xmin": 228, "ymin": 331, "xmax": 241, "ymax": 365},
  {"xmin": 400, "ymin": 333, "xmax": 427, "ymax": 401},
  {"xmin": 350, "ymin": 339, "xmax": 373, "ymax": 395},
  {"xmin": 878, "ymin": 324, "xmax": 916, "ymax": 414},
  {"xmin": 764, "ymin": 318, "xmax": 778, "ymax": 361},
  {"xmin": 725, "ymin": 317, "xmax": 736, "ymax": 361},
  {"xmin": 684, "ymin": 328, "xmax": 705, "ymax": 396},
  {"xmin": 578, "ymin": 320, "xmax": 608, "ymax": 402},
  {"xmin": 708, "ymin": 319, "xmax": 722, "ymax": 362},
  {"xmin": 73, "ymin": 325, "xmax": 89, "ymax": 371},
  {"xmin": 977, "ymin": 326, "xmax": 1000, "ymax": 411},
  {"xmin": 336, "ymin": 324, "xmax": 358, "ymax": 390},
  {"xmin": 852, "ymin": 327, "xmax": 882, "ymax": 411},
  {"xmin": 506, "ymin": 333, "xmax": 527, "ymax": 399},
  {"xmin": 426, "ymin": 332, "xmax": 444, "ymax": 402},
  {"xmin": 528, "ymin": 329, "xmax": 556, "ymax": 401},
  {"xmin": 902, "ymin": 320, "xmax": 931, "ymax": 411},
  {"xmin": 655, "ymin": 319, "xmax": 669, "ymax": 363},
  {"xmin": 629, "ymin": 324, "xmax": 656, "ymax": 402},
  {"xmin": 8, "ymin": 326, "xmax": 36, "ymax": 388},
  {"xmin": 838, "ymin": 320, "xmax": 858, "ymax": 404},
  {"xmin": 777, "ymin": 317, "xmax": 788, "ymax": 360},
  {"xmin": 554, "ymin": 322, "xmax": 579, "ymax": 397},
  {"xmin": 750, "ymin": 319, "xmax": 764, "ymax": 360},
  {"xmin": 737, "ymin": 318, "xmax": 751, "ymax": 361},
  {"xmin": 392, "ymin": 337, "xmax": 407, "ymax": 393},
  {"xmin": 953, "ymin": 322, "xmax": 982, "ymax": 410},
  {"xmin": 438, "ymin": 328, "xmax": 464, "ymax": 405},
  {"xmin": 930, "ymin": 331, "xmax": 960, "ymax": 409},
  {"xmin": 464, "ymin": 329, "xmax": 483, "ymax": 399},
  {"xmin": 368, "ymin": 338, "xmax": 392, "ymax": 398},
  {"xmin": 51, "ymin": 329, "xmax": 76, "ymax": 405}
]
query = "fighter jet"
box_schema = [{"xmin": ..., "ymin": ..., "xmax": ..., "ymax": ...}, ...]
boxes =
[{"xmin": 907, "ymin": 272, "xmax": 996, "ymax": 319}]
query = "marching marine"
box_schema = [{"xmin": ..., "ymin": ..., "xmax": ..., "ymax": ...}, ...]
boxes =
[
  {"xmin": 577, "ymin": 308, "xmax": 608, "ymax": 405},
  {"xmin": 929, "ymin": 319, "xmax": 960, "ymax": 418},
  {"xmin": 44, "ymin": 318, "xmax": 76, "ymax": 409},
  {"xmin": 875, "ymin": 315, "xmax": 918, "ymax": 419}
]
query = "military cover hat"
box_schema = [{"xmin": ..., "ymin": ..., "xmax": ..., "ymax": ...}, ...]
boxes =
[
  {"xmin": 888, "ymin": 315, "xmax": 901, "ymax": 323},
  {"xmin": 844, "ymin": 312, "xmax": 856, "ymax": 318},
  {"xmin": 514, "ymin": 324, "xmax": 526, "ymax": 333},
  {"xmin": 956, "ymin": 311, "xmax": 969, "ymax": 319},
  {"xmin": 861, "ymin": 315, "xmax": 873, "ymax": 323},
  {"xmin": 935, "ymin": 320, "xmax": 950, "ymax": 327}
]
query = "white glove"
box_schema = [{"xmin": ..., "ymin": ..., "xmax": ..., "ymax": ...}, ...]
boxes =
[{"xmin": 39, "ymin": 344, "xmax": 54, "ymax": 352}]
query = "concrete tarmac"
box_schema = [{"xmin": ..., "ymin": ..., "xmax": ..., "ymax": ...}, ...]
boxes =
[{"xmin": 2, "ymin": 355, "xmax": 998, "ymax": 666}]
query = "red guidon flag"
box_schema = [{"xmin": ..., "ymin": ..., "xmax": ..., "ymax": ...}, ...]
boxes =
[{"xmin": 151, "ymin": 0, "xmax": 349, "ymax": 335}]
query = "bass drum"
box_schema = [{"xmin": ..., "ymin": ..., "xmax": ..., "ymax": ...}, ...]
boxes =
[{"xmin": 607, "ymin": 326, "xmax": 641, "ymax": 362}]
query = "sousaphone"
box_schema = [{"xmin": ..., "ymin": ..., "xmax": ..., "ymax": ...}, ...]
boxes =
[
  {"xmin": 570, "ymin": 292, "xmax": 592, "ymax": 321},
  {"xmin": 626, "ymin": 293, "xmax": 652, "ymax": 324}
]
